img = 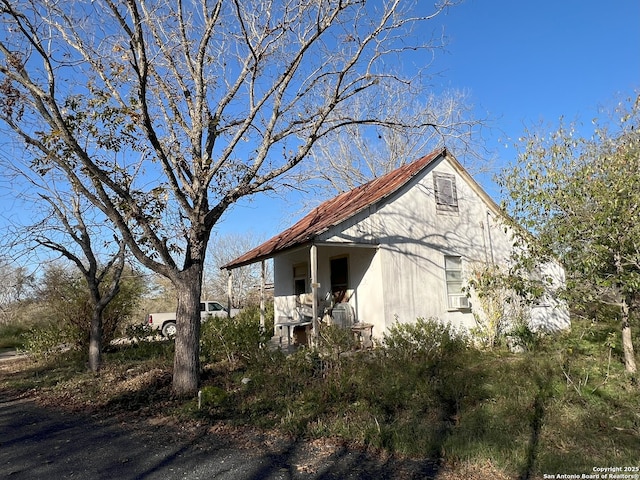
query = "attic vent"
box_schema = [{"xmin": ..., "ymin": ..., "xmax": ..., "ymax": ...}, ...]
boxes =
[{"xmin": 433, "ymin": 172, "xmax": 459, "ymax": 213}]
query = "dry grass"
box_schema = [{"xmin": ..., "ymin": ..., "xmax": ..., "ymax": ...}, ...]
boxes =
[{"xmin": 2, "ymin": 315, "xmax": 639, "ymax": 480}]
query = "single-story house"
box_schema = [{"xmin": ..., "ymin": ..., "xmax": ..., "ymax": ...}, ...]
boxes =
[{"xmin": 222, "ymin": 148, "xmax": 569, "ymax": 346}]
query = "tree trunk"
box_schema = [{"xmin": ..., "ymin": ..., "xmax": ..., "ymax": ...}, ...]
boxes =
[
  {"xmin": 621, "ymin": 298, "xmax": 637, "ymax": 375},
  {"xmin": 88, "ymin": 307, "xmax": 103, "ymax": 373},
  {"xmin": 172, "ymin": 265, "xmax": 204, "ymax": 397}
]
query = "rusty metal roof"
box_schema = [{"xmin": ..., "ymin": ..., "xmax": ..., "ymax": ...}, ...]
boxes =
[{"xmin": 222, "ymin": 148, "xmax": 446, "ymax": 270}]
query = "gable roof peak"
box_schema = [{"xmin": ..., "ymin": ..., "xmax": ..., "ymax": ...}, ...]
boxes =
[{"xmin": 223, "ymin": 147, "xmax": 447, "ymax": 269}]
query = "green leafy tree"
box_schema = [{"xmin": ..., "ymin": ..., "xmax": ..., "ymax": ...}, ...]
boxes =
[
  {"xmin": 0, "ymin": 0, "xmax": 460, "ymax": 395},
  {"xmin": 499, "ymin": 94, "xmax": 640, "ymax": 374}
]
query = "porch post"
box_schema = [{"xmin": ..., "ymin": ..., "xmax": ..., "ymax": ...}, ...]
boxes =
[
  {"xmin": 310, "ymin": 244, "xmax": 319, "ymax": 346},
  {"xmin": 227, "ymin": 269, "xmax": 232, "ymax": 318},
  {"xmin": 260, "ymin": 260, "xmax": 266, "ymax": 331}
]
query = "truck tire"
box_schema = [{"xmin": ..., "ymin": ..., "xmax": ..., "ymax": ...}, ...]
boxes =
[{"xmin": 162, "ymin": 321, "xmax": 177, "ymax": 337}]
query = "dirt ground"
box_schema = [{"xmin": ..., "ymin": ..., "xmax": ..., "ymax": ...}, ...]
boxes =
[{"xmin": 0, "ymin": 355, "xmax": 513, "ymax": 480}]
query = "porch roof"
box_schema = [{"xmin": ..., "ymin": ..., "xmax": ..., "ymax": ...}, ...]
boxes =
[{"xmin": 222, "ymin": 148, "xmax": 446, "ymax": 270}]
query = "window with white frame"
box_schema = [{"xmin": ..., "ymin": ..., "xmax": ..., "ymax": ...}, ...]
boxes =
[
  {"xmin": 433, "ymin": 172, "xmax": 459, "ymax": 213},
  {"xmin": 444, "ymin": 255, "xmax": 469, "ymax": 309}
]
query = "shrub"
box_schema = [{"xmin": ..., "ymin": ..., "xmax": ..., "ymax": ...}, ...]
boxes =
[
  {"xmin": 315, "ymin": 323, "xmax": 357, "ymax": 376},
  {"xmin": 466, "ymin": 264, "xmax": 536, "ymax": 350},
  {"xmin": 105, "ymin": 323, "xmax": 173, "ymax": 362},
  {"xmin": 506, "ymin": 319, "xmax": 539, "ymax": 352},
  {"xmin": 124, "ymin": 323, "xmax": 155, "ymax": 343},
  {"xmin": 318, "ymin": 323, "xmax": 355, "ymax": 353},
  {"xmin": 22, "ymin": 321, "xmax": 80, "ymax": 361},
  {"xmin": 382, "ymin": 317, "xmax": 468, "ymax": 363},
  {"xmin": 379, "ymin": 318, "xmax": 481, "ymax": 449},
  {"xmin": 0, "ymin": 323, "xmax": 30, "ymax": 350},
  {"xmin": 35, "ymin": 263, "xmax": 146, "ymax": 350},
  {"xmin": 200, "ymin": 303, "xmax": 274, "ymax": 366}
]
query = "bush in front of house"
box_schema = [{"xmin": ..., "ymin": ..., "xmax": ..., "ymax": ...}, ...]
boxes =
[
  {"xmin": 229, "ymin": 317, "xmax": 483, "ymax": 456},
  {"xmin": 200, "ymin": 303, "xmax": 274, "ymax": 367},
  {"xmin": 382, "ymin": 317, "xmax": 469, "ymax": 362},
  {"xmin": 8, "ymin": 312, "xmax": 640, "ymax": 477}
]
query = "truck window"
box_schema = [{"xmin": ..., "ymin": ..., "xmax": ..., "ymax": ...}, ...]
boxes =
[{"xmin": 209, "ymin": 302, "xmax": 224, "ymax": 311}]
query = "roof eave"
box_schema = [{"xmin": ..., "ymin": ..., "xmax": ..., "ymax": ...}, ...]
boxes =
[{"xmin": 222, "ymin": 147, "xmax": 447, "ymax": 270}]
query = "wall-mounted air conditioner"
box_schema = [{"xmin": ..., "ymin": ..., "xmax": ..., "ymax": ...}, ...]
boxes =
[{"xmin": 448, "ymin": 295, "xmax": 470, "ymax": 310}]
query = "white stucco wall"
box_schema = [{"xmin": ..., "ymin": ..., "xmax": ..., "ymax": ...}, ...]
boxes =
[
  {"xmin": 315, "ymin": 156, "xmax": 517, "ymax": 335},
  {"xmin": 272, "ymin": 154, "xmax": 569, "ymax": 340}
]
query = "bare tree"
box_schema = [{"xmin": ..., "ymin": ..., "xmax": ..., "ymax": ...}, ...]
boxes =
[
  {"xmin": 1, "ymin": 155, "xmax": 128, "ymax": 372},
  {"xmin": 139, "ymin": 272, "xmax": 178, "ymax": 315},
  {"xmin": 303, "ymin": 86, "xmax": 488, "ymax": 196},
  {"xmin": 0, "ymin": 0, "xmax": 459, "ymax": 395},
  {"xmin": 203, "ymin": 232, "xmax": 272, "ymax": 307},
  {"xmin": 35, "ymin": 190, "xmax": 126, "ymax": 373}
]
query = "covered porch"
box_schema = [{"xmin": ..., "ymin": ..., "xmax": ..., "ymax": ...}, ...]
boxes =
[
  {"xmin": 224, "ymin": 241, "xmax": 381, "ymax": 350},
  {"xmin": 219, "ymin": 157, "xmax": 437, "ymax": 348}
]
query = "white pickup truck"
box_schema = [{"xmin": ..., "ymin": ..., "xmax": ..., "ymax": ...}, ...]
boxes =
[{"xmin": 146, "ymin": 300, "xmax": 240, "ymax": 337}]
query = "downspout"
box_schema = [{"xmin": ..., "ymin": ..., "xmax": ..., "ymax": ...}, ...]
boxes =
[{"xmin": 480, "ymin": 221, "xmax": 489, "ymax": 264}]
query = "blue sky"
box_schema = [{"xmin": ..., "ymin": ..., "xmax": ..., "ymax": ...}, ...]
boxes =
[
  {"xmin": 216, "ymin": 0, "xmax": 640, "ymax": 241},
  {"xmin": 1, "ymin": 1, "xmax": 637, "ymax": 257}
]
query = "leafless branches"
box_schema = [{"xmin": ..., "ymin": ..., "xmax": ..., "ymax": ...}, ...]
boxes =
[
  {"xmin": 302, "ymin": 85, "xmax": 489, "ymax": 197},
  {"xmin": 0, "ymin": 0, "xmax": 459, "ymax": 393}
]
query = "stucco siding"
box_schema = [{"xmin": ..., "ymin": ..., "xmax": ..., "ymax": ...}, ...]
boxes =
[
  {"xmin": 271, "ymin": 154, "xmax": 568, "ymax": 340},
  {"xmin": 317, "ymin": 156, "xmax": 516, "ymax": 335},
  {"xmin": 273, "ymin": 248, "xmax": 309, "ymax": 323}
]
